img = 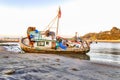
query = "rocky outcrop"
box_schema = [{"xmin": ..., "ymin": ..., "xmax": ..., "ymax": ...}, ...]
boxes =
[{"xmin": 81, "ymin": 27, "xmax": 120, "ymax": 40}]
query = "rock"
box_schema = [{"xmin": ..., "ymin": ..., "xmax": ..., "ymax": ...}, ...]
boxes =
[
  {"xmin": 55, "ymin": 58, "xmax": 60, "ymax": 62},
  {"xmin": 70, "ymin": 68, "xmax": 79, "ymax": 71},
  {"xmin": 18, "ymin": 51, "xmax": 25, "ymax": 54},
  {"xmin": 3, "ymin": 56, "xmax": 9, "ymax": 58},
  {"xmin": 2, "ymin": 69, "xmax": 15, "ymax": 75}
]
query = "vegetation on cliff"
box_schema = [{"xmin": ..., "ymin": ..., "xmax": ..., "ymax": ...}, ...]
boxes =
[{"xmin": 81, "ymin": 27, "xmax": 120, "ymax": 40}]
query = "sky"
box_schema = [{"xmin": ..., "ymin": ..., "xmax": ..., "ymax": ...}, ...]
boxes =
[{"xmin": 0, "ymin": 0, "xmax": 120, "ymax": 37}]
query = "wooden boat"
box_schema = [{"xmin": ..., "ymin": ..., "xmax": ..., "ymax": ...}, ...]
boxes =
[
  {"xmin": 20, "ymin": 37, "xmax": 90, "ymax": 54},
  {"xmin": 20, "ymin": 7, "xmax": 90, "ymax": 54}
]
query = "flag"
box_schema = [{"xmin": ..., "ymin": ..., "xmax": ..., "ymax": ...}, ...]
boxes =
[{"xmin": 58, "ymin": 7, "xmax": 61, "ymax": 18}]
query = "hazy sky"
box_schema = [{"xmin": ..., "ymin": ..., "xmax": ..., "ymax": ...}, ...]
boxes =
[{"xmin": 0, "ymin": 0, "xmax": 120, "ymax": 37}]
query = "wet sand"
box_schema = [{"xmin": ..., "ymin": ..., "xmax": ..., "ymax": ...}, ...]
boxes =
[{"xmin": 0, "ymin": 46, "xmax": 120, "ymax": 80}]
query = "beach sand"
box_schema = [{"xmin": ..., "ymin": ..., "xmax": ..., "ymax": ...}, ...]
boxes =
[{"xmin": 0, "ymin": 46, "xmax": 120, "ymax": 80}]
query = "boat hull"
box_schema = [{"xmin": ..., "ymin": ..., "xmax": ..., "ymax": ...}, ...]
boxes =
[{"xmin": 20, "ymin": 37, "xmax": 90, "ymax": 54}]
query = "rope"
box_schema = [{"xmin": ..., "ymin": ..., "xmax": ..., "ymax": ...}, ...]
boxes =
[{"xmin": 43, "ymin": 15, "xmax": 58, "ymax": 31}]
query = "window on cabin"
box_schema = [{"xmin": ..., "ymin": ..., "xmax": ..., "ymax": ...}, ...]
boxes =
[
  {"xmin": 46, "ymin": 41, "xmax": 49, "ymax": 45},
  {"xmin": 37, "ymin": 41, "xmax": 45, "ymax": 46}
]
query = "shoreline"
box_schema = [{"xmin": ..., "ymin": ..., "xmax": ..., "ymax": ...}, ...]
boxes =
[{"xmin": 87, "ymin": 40, "xmax": 120, "ymax": 43}]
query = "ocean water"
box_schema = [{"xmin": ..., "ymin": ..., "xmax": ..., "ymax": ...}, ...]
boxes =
[
  {"xmin": 87, "ymin": 42, "xmax": 120, "ymax": 64},
  {"xmin": 0, "ymin": 42, "xmax": 22, "ymax": 53}
]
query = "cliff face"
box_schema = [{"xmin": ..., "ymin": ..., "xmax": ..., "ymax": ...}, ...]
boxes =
[{"xmin": 81, "ymin": 27, "xmax": 120, "ymax": 40}]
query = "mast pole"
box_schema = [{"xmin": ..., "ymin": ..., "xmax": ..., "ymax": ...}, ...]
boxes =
[
  {"xmin": 56, "ymin": 6, "xmax": 61, "ymax": 36},
  {"xmin": 56, "ymin": 16, "xmax": 59, "ymax": 36}
]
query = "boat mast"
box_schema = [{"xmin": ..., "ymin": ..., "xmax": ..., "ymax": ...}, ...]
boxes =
[
  {"xmin": 56, "ymin": 7, "xmax": 61, "ymax": 36},
  {"xmin": 56, "ymin": 17, "xmax": 59, "ymax": 36}
]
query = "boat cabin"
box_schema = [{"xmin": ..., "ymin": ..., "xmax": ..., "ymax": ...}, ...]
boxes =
[{"xmin": 29, "ymin": 30, "xmax": 56, "ymax": 49}]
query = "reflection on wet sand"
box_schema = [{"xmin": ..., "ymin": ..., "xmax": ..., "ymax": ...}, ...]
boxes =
[
  {"xmin": 88, "ymin": 42, "xmax": 120, "ymax": 63},
  {"xmin": 55, "ymin": 53, "xmax": 90, "ymax": 60}
]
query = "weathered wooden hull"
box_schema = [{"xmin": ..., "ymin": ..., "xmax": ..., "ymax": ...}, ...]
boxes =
[{"xmin": 20, "ymin": 37, "xmax": 90, "ymax": 54}]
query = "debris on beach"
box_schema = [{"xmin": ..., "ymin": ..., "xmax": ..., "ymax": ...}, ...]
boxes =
[{"xmin": 2, "ymin": 69, "xmax": 15, "ymax": 75}]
